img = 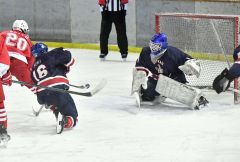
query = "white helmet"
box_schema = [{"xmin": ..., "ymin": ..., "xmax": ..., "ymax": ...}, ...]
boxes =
[{"xmin": 12, "ymin": 20, "xmax": 29, "ymax": 34}]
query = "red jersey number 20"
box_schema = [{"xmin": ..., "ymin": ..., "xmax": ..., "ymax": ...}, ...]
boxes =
[{"xmin": 5, "ymin": 32, "xmax": 28, "ymax": 51}]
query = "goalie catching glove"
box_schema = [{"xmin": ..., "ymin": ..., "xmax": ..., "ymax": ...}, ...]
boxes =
[
  {"xmin": 178, "ymin": 59, "xmax": 201, "ymax": 78},
  {"xmin": 213, "ymin": 68, "xmax": 234, "ymax": 94}
]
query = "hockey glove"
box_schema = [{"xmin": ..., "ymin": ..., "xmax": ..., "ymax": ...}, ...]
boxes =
[
  {"xmin": 178, "ymin": 59, "xmax": 201, "ymax": 78},
  {"xmin": 213, "ymin": 68, "xmax": 234, "ymax": 94},
  {"xmin": 98, "ymin": 0, "xmax": 106, "ymax": 6},
  {"xmin": 2, "ymin": 71, "xmax": 12, "ymax": 86},
  {"xmin": 131, "ymin": 67, "xmax": 149, "ymax": 94},
  {"xmin": 120, "ymin": 0, "xmax": 128, "ymax": 4}
]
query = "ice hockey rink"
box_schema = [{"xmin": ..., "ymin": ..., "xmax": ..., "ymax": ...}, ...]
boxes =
[{"xmin": 1, "ymin": 48, "xmax": 240, "ymax": 162}]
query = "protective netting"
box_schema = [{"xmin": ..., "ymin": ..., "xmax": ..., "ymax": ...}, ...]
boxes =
[
  {"xmin": 155, "ymin": 13, "xmax": 238, "ymax": 88},
  {"xmin": 186, "ymin": 60, "xmax": 232, "ymax": 88}
]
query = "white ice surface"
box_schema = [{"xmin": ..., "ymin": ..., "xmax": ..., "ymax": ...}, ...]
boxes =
[{"xmin": 1, "ymin": 49, "xmax": 240, "ymax": 162}]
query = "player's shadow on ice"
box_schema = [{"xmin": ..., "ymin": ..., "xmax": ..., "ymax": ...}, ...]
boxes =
[
  {"xmin": 115, "ymin": 96, "xmax": 193, "ymax": 114},
  {"xmin": 118, "ymin": 101, "xmax": 192, "ymax": 115},
  {"xmin": 140, "ymin": 101, "xmax": 191, "ymax": 111}
]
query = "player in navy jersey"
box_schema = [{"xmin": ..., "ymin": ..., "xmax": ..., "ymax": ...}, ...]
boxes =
[
  {"xmin": 31, "ymin": 43, "xmax": 78, "ymax": 133},
  {"xmin": 213, "ymin": 45, "xmax": 240, "ymax": 94},
  {"xmin": 131, "ymin": 33, "xmax": 208, "ymax": 109}
]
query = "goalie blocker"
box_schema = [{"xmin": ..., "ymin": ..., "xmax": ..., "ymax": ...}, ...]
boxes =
[{"xmin": 156, "ymin": 74, "xmax": 208, "ymax": 110}]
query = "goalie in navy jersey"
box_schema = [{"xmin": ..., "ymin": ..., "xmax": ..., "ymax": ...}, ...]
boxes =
[
  {"xmin": 31, "ymin": 43, "xmax": 78, "ymax": 132},
  {"xmin": 213, "ymin": 45, "xmax": 240, "ymax": 94},
  {"xmin": 131, "ymin": 33, "xmax": 208, "ymax": 109}
]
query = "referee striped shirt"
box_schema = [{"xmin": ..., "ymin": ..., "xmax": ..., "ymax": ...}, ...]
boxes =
[{"xmin": 100, "ymin": 0, "xmax": 127, "ymax": 12}]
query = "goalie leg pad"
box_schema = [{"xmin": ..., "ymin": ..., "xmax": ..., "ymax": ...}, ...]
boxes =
[{"xmin": 156, "ymin": 75, "xmax": 206, "ymax": 109}]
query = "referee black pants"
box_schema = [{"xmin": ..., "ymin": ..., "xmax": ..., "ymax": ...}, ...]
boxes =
[{"xmin": 100, "ymin": 10, "xmax": 128, "ymax": 57}]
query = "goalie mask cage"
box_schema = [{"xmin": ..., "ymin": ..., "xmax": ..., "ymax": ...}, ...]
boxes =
[{"xmin": 155, "ymin": 13, "xmax": 240, "ymax": 103}]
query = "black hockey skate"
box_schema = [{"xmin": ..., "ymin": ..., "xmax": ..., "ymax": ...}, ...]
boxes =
[
  {"xmin": 0, "ymin": 124, "xmax": 10, "ymax": 147},
  {"xmin": 195, "ymin": 96, "xmax": 209, "ymax": 110},
  {"xmin": 56, "ymin": 114, "xmax": 74, "ymax": 134},
  {"xmin": 56, "ymin": 113, "xmax": 65, "ymax": 134}
]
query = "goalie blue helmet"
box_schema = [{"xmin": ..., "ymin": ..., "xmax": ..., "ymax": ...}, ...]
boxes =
[
  {"xmin": 31, "ymin": 43, "xmax": 48, "ymax": 57},
  {"xmin": 149, "ymin": 33, "xmax": 168, "ymax": 58}
]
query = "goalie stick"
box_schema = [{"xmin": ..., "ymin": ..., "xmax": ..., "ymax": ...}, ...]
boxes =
[{"xmin": 13, "ymin": 79, "xmax": 107, "ymax": 97}]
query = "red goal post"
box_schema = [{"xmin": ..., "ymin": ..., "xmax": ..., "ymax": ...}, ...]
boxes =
[{"xmin": 155, "ymin": 13, "xmax": 240, "ymax": 103}]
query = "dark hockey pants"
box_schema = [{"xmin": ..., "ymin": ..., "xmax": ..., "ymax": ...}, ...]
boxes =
[{"xmin": 37, "ymin": 86, "xmax": 78, "ymax": 126}]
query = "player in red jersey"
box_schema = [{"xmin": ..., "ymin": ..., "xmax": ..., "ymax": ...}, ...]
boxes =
[
  {"xmin": 0, "ymin": 20, "xmax": 36, "ymax": 93},
  {"xmin": 0, "ymin": 35, "xmax": 12, "ymax": 146}
]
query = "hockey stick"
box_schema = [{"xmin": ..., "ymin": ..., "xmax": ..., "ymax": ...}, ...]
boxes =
[
  {"xmin": 69, "ymin": 83, "xmax": 90, "ymax": 89},
  {"xmin": 32, "ymin": 105, "xmax": 44, "ymax": 117},
  {"xmin": 31, "ymin": 83, "xmax": 89, "ymax": 117},
  {"xmin": 32, "ymin": 104, "xmax": 53, "ymax": 117},
  {"xmin": 12, "ymin": 79, "xmax": 107, "ymax": 97}
]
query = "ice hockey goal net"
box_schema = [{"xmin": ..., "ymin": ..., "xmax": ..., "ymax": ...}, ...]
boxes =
[{"xmin": 155, "ymin": 13, "xmax": 239, "ymax": 103}]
